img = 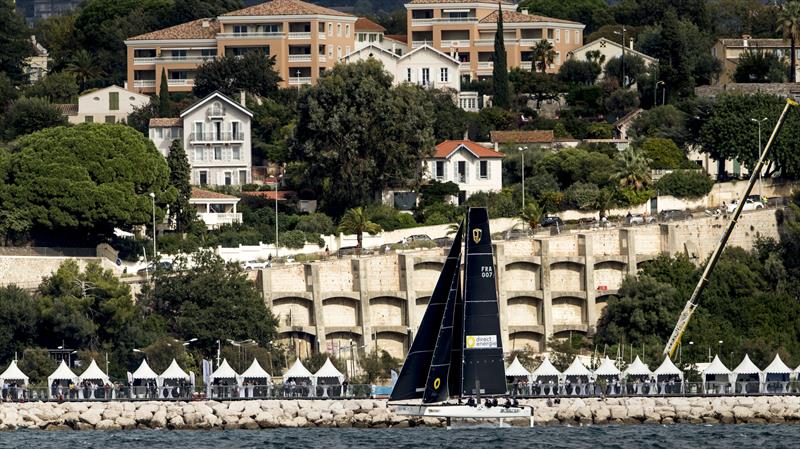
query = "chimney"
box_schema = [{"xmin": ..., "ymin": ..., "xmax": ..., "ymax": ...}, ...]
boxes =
[
  {"xmin": 520, "ymin": 8, "xmax": 528, "ymax": 15},
  {"xmin": 742, "ymin": 34, "xmax": 751, "ymax": 47},
  {"xmin": 629, "ymin": 37, "xmax": 634, "ymax": 50},
  {"xmin": 202, "ymin": 20, "xmax": 210, "ymax": 28},
  {"xmin": 240, "ymin": 91, "xmax": 246, "ymax": 106}
]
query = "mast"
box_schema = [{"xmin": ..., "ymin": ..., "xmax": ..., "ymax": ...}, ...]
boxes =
[
  {"xmin": 461, "ymin": 207, "xmax": 506, "ymax": 396},
  {"xmin": 662, "ymin": 98, "xmax": 798, "ymax": 358},
  {"xmin": 389, "ymin": 223, "xmax": 463, "ymax": 401}
]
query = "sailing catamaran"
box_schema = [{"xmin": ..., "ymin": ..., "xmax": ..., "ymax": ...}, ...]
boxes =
[{"xmin": 389, "ymin": 208, "xmax": 532, "ymax": 425}]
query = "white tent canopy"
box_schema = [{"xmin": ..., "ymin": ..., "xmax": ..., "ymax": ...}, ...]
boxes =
[
  {"xmin": 239, "ymin": 359, "xmax": 271, "ymax": 381},
  {"xmin": 702, "ymin": 355, "xmax": 732, "ymax": 376},
  {"xmin": 0, "ymin": 360, "xmax": 29, "ymax": 385},
  {"xmin": 562, "ymin": 357, "xmax": 592, "ymax": 377},
  {"xmin": 505, "ymin": 356, "xmax": 531, "ymax": 377},
  {"xmin": 132, "ymin": 359, "xmax": 158, "ymax": 380},
  {"xmin": 653, "ymin": 356, "xmax": 683, "ymax": 380},
  {"xmin": 594, "ymin": 357, "xmax": 621, "ymax": 377},
  {"xmin": 314, "ymin": 358, "xmax": 345, "ymax": 383},
  {"xmin": 160, "ymin": 359, "xmax": 190, "ymax": 380},
  {"xmin": 733, "ymin": 354, "xmax": 762, "ymax": 379},
  {"xmin": 764, "ymin": 354, "xmax": 792, "ymax": 375},
  {"xmin": 48, "ymin": 360, "xmax": 77, "ymax": 385},
  {"xmin": 79, "ymin": 359, "xmax": 110, "ymax": 385},
  {"xmin": 531, "ymin": 357, "xmax": 561, "ymax": 380},
  {"xmin": 623, "ymin": 356, "xmax": 652, "ymax": 377},
  {"xmin": 210, "ymin": 359, "xmax": 238, "ymax": 382},
  {"xmin": 283, "ymin": 358, "xmax": 314, "ymax": 381}
]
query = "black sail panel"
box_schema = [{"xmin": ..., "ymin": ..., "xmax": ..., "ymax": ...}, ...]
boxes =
[
  {"xmin": 422, "ymin": 261, "xmax": 460, "ymax": 403},
  {"xmin": 389, "ymin": 224, "xmax": 463, "ymax": 401},
  {"xmin": 461, "ymin": 207, "xmax": 506, "ymax": 396},
  {"xmin": 448, "ymin": 280, "xmax": 463, "ymax": 398}
]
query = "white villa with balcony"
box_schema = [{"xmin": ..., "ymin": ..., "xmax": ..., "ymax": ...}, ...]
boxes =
[
  {"xmin": 149, "ymin": 91, "xmax": 253, "ymax": 187},
  {"xmin": 190, "ymin": 188, "xmax": 242, "ymax": 229},
  {"xmin": 425, "ymin": 139, "xmax": 504, "ymax": 204},
  {"xmin": 342, "ymin": 43, "xmax": 462, "ymax": 91}
]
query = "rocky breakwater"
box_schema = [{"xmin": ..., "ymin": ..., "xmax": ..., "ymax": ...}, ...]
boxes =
[{"xmin": 1, "ymin": 396, "xmax": 799, "ymax": 430}]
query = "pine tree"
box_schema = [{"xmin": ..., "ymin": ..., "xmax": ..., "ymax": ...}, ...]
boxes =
[
  {"xmin": 166, "ymin": 139, "xmax": 194, "ymax": 232},
  {"xmin": 492, "ymin": 3, "xmax": 510, "ymax": 108},
  {"xmin": 158, "ymin": 68, "xmax": 170, "ymax": 116}
]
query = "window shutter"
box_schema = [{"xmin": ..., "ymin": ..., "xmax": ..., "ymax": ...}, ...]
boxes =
[
  {"xmin": 465, "ymin": 161, "xmax": 469, "ymax": 181},
  {"xmin": 486, "ymin": 160, "xmax": 491, "ymax": 179},
  {"xmin": 443, "ymin": 161, "xmax": 447, "ymax": 180}
]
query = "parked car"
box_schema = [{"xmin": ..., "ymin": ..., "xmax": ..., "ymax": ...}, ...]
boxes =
[
  {"xmin": 242, "ymin": 260, "xmax": 270, "ymax": 270},
  {"xmin": 540, "ymin": 216, "xmax": 564, "ymax": 228},
  {"xmin": 433, "ymin": 237, "xmax": 454, "ymax": 247},
  {"xmin": 658, "ymin": 209, "xmax": 692, "ymax": 222},
  {"xmin": 137, "ymin": 261, "xmax": 172, "ymax": 275},
  {"xmin": 726, "ymin": 198, "xmax": 765, "ymax": 213},
  {"xmin": 404, "ymin": 234, "xmax": 432, "ymax": 244},
  {"xmin": 627, "ymin": 214, "xmax": 656, "ymax": 226},
  {"xmin": 338, "ymin": 246, "xmax": 359, "ymax": 257},
  {"xmin": 578, "ymin": 217, "xmax": 599, "ymax": 229}
]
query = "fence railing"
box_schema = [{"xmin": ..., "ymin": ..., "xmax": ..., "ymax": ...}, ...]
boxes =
[{"xmin": 506, "ymin": 380, "xmax": 798, "ymax": 398}]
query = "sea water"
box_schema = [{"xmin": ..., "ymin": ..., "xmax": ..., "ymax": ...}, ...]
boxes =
[{"xmin": 1, "ymin": 425, "xmax": 797, "ymax": 449}]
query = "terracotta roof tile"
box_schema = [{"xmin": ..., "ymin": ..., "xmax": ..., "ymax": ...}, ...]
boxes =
[
  {"xmin": 433, "ymin": 140, "xmax": 504, "ymax": 158},
  {"xmin": 480, "ymin": 10, "xmax": 581, "ymax": 25},
  {"xmin": 241, "ymin": 190, "xmax": 295, "ymax": 200},
  {"xmin": 129, "ymin": 18, "xmax": 218, "ymax": 41},
  {"xmin": 223, "ymin": 0, "xmax": 350, "ymax": 17},
  {"xmin": 385, "ymin": 34, "xmax": 407, "ymax": 44},
  {"xmin": 149, "ymin": 118, "xmax": 183, "ymax": 127},
  {"xmin": 191, "ymin": 187, "xmax": 239, "ymax": 200},
  {"xmin": 53, "ymin": 103, "xmax": 78, "ymax": 116},
  {"xmin": 355, "ymin": 17, "xmax": 385, "ymax": 32},
  {"xmin": 407, "ymin": 0, "xmax": 511, "ymax": 4},
  {"xmin": 490, "ymin": 130, "xmax": 555, "ymax": 144}
]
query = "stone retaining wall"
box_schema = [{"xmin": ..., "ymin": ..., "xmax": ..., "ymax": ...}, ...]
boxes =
[{"xmin": 2, "ymin": 396, "xmax": 799, "ymax": 430}]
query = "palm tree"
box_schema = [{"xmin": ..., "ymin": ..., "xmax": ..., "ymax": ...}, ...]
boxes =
[
  {"xmin": 590, "ymin": 188, "xmax": 616, "ymax": 220},
  {"xmin": 519, "ymin": 201, "xmax": 543, "ymax": 234},
  {"xmin": 66, "ymin": 49, "xmax": 103, "ymax": 91},
  {"xmin": 585, "ymin": 49, "xmax": 606, "ymax": 68},
  {"xmin": 777, "ymin": 1, "xmax": 800, "ymax": 82},
  {"xmin": 337, "ymin": 207, "xmax": 381, "ymax": 256},
  {"xmin": 612, "ymin": 147, "xmax": 651, "ymax": 191},
  {"xmin": 533, "ymin": 39, "xmax": 556, "ymax": 73}
]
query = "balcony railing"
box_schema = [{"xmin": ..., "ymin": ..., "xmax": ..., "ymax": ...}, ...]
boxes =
[
  {"xmin": 411, "ymin": 40, "xmax": 431, "ymax": 48},
  {"xmin": 133, "ymin": 57, "xmax": 156, "ymax": 65},
  {"xmin": 475, "ymin": 39, "xmax": 494, "ymax": 46},
  {"xmin": 288, "ymin": 32, "xmax": 311, "ymax": 40},
  {"xmin": 189, "ymin": 132, "xmax": 245, "ymax": 142},
  {"xmin": 157, "ymin": 55, "xmax": 216, "ymax": 63},
  {"xmin": 440, "ymin": 40, "xmax": 468, "ymax": 48},
  {"xmin": 520, "ymin": 61, "xmax": 533, "ymax": 70},
  {"xmin": 133, "ymin": 80, "xmax": 156, "ymax": 88},
  {"xmin": 288, "ymin": 76, "xmax": 312, "ymax": 85},
  {"xmin": 167, "ymin": 79, "xmax": 194, "ymax": 87},
  {"xmin": 198, "ymin": 212, "xmax": 242, "ymax": 227},
  {"xmin": 288, "ymin": 54, "xmax": 312, "ymax": 62},
  {"xmin": 318, "ymin": 55, "xmax": 327, "ymax": 63},
  {"xmin": 477, "ymin": 61, "xmax": 493, "ymax": 69},
  {"xmin": 412, "ymin": 17, "xmax": 477, "ymax": 25},
  {"xmin": 318, "ymin": 33, "xmax": 326, "ymax": 40},
  {"xmin": 217, "ymin": 32, "xmax": 283, "ymax": 39}
]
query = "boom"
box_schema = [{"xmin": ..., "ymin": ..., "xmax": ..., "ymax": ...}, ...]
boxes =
[{"xmin": 662, "ymin": 98, "xmax": 798, "ymax": 358}]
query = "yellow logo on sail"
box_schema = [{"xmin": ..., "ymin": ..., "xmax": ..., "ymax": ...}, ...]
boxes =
[
  {"xmin": 472, "ymin": 228, "xmax": 482, "ymax": 244},
  {"xmin": 466, "ymin": 336, "xmax": 477, "ymax": 348},
  {"xmin": 433, "ymin": 378, "xmax": 441, "ymax": 389}
]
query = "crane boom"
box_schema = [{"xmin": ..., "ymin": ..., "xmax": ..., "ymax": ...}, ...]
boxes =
[{"xmin": 662, "ymin": 98, "xmax": 798, "ymax": 358}]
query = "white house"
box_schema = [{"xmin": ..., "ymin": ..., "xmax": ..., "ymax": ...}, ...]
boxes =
[
  {"xmin": 190, "ymin": 188, "xmax": 242, "ymax": 229},
  {"xmin": 69, "ymin": 85, "xmax": 150, "ymax": 124},
  {"xmin": 354, "ymin": 17, "xmax": 407, "ymax": 56},
  {"xmin": 567, "ymin": 37, "xmax": 657, "ymax": 80},
  {"xmin": 148, "ymin": 91, "xmax": 253, "ymax": 187},
  {"xmin": 426, "ymin": 140, "xmax": 504, "ymax": 204},
  {"xmin": 342, "ymin": 44, "xmax": 461, "ymax": 92}
]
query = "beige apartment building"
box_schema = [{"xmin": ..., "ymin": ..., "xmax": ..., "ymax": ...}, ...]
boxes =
[
  {"xmin": 405, "ymin": 0, "xmax": 585, "ymax": 81},
  {"xmin": 124, "ymin": 0, "xmax": 358, "ymax": 92},
  {"xmin": 712, "ymin": 36, "xmax": 800, "ymax": 84}
]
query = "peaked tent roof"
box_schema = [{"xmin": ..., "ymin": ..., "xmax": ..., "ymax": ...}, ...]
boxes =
[
  {"xmin": 701, "ymin": 355, "xmax": 731, "ymax": 376},
  {"xmin": 563, "ymin": 357, "xmax": 592, "ymax": 377},
  {"xmin": 79, "ymin": 359, "xmax": 110, "ymax": 384},
  {"xmin": 210, "ymin": 359, "xmax": 239, "ymax": 380},
  {"xmin": 240, "ymin": 358, "xmax": 271, "ymax": 379},
  {"xmin": 594, "ymin": 357, "xmax": 621, "ymax": 376},
  {"xmin": 765, "ymin": 354, "xmax": 793, "ymax": 374},
  {"xmin": 132, "ymin": 359, "xmax": 159, "ymax": 379},
  {"xmin": 505, "ymin": 356, "xmax": 531, "ymax": 377},
  {"xmin": 48, "ymin": 360, "xmax": 78, "ymax": 382},
  {"xmin": 653, "ymin": 356, "xmax": 683, "ymax": 377},
  {"xmin": 314, "ymin": 358, "xmax": 345, "ymax": 382},
  {"xmin": 160, "ymin": 359, "xmax": 190, "ymax": 380},
  {"xmin": 733, "ymin": 354, "xmax": 762, "ymax": 375},
  {"xmin": 284, "ymin": 358, "xmax": 313, "ymax": 379},
  {"xmin": 531, "ymin": 357, "xmax": 561, "ymax": 378},
  {"xmin": 623, "ymin": 356, "xmax": 652, "ymax": 377},
  {"xmin": 0, "ymin": 360, "xmax": 29, "ymax": 383}
]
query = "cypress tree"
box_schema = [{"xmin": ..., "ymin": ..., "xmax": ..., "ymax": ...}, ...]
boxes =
[
  {"xmin": 492, "ymin": 3, "xmax": 510, "ymax": 108},
  {"xmin": 158, "ymin": 67, "xmax": 170, "ymax": 116},
  {"xmin": 166, "ymin": 139, "xmax": 194, "ymax": 232}
]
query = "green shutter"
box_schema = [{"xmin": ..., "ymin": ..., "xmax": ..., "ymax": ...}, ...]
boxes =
[{"xmin": 109, "ymin": 92, "xmax": 119, "ymax": 111}]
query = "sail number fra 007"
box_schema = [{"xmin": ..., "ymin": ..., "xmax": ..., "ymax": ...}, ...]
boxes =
[{"xmin": 481, "ymin": 266, "xmax": 493, "ymax": 278}]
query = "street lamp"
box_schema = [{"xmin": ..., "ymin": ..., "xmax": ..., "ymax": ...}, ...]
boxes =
[
  {"xmin": 750, "ymin": 117, "xmax": 768, "ymax": 200},
  {"xmin": 656, "ymin": 81, "xmax": 665, "ymax": 106},
  {"xmin": 149, "ymin": 192, "xmax": 157, "ymax": 260},
  {"xmin": 718, "ymin": 340, "xmax": 723, "ymax": 360},
  {"xmin": 613, "ymin": 25, "xmax": 627, "ymax": 88},
  {"xmin": 274, "ymin": 177, "xmax": 280, "ymax": 259},
  {"xmin": 518, "ymin": 146, "xmax": 528, "ymax": 212}
]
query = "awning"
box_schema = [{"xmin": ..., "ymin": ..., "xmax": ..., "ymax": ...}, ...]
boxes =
[
  {"xmin": 132, "ymin": 359, "xmax": 158, "ymax": 380},
  {"xmin": 653, "ymin": 356, "xmax": 683, "ymax": 379},
  {"xmin": 531, "ymin": 356, "xmax": 561, "ymax": 379},
  {"xmin": 505, "ymin": 356, "xmax": 531, "ymax": 377},
  {"xmin": 0, "ymin": 360, "xmax": 29, "ymax": 385},
  {"xmin": 562, "ymin": 357, "xmax": 592, "ymax": 377},
  {"xmin": 239, "ymin": 358, "xmax": 271, "ymax": 380},
  {"xmin": 764, "ymin": 354, "xmax": 792, "ymax": 375},
  {"xmin": 623, "ymin": 356, "xmax": 652, "ymax": 377},
  {"xmin": 313, "ymin": 358, "xmax": 345, "ymax": 383},
  {"xmin": 210, "ymin": 359, "xmax": 238, "ymax": 381},
  {"xmin": 594, "ymin": 357, "xmax": 621, "ymax": 377},
  {"xmin": 78, "ymin": 359, "xmax": 110, "ymax": 384},
  {"xmin": 284, "ymin": 358, "xmax": 314, "ymax": 380},
  {"xmin": 159, "ymin": 359, "xmax": 190, "ymax": 380}
]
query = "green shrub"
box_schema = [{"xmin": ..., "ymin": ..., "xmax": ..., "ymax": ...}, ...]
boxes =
[
  {"xmin": 563, "ymin": 182, "xmax": 600, "ymax": 210},
  {"xmin": 464, "ymin": 189, "xmax": 517, "ymax": 218},
  {"xmin": 241, "ymin": 183, "xmax": 259, "ymax": 192},
  {"xmin": 280, "ymin": 230, "xmax": 306, "ymax": 249},
  {"xmin": 157, "ymin": 232, "xmax": 202, "ymax": 255},
  {"xmin": 656, "ymin": 170, "xmax": 714, "ymax": 199},
  {"xmin": 640, "ymin": 138, "xmax": 695, "ymax": 169},
  {"xmin": 295, "ymin": 212, "xmax": 335, "ymax": 235},
  {"xmin": 366, "ymin": 204, "xmax": 418, "ymax": 231},
  {"xmin": 614, "ymin": 187, "xmax": 655, "ymax": 206}
]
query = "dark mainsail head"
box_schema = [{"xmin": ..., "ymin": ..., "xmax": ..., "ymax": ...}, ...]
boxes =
[
  {"xmin": 461, "ymin": 207, "xmax": 506, "ymax": 396},
  {"xmin": 422, "ymin": 257, "xmax": 460, "ymax": 403},
  {"xmin": 389, "ymin": 223, "xmax": 463, "ymax": 402}
]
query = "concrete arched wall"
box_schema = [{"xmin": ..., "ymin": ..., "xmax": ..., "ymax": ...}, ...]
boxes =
[
  {"xmin": 413, "ymin": 261, "xmax": 444, "ymax": 292},
  {"xmin": 552, "ymin": 296, "xmax": 586, "ymax": 326},
  {"xmin": 509, "ymin": 331, "xmax": 544, "ymax": 353},
  {"xmin": 272, "ymin": 297, "xmax": 314, "ymax": 327},
  {"xmin": 414, "ymin": 296, "xmax": 430, "ymax": 328},
  {"xmin": 375, "ymin": 331, "xmax": 407, "ymax": 360},
  {"xmin": 553, "ymin": 329, "xmax": 588, "ymax": 339},
  {"xmin": 593, "ymin": 260, "xmax": 626, "ymax": 292},
  {"xmin": 277, "ymin": 331, "xmax": 316, "ymax": 359},
  {"xmin": 506, "ymin": 296, "xmax": 542, "ymax": 326},
  {"xmin": 550, "ymin": 261, "xmax": 585, "ymax": 291},
  {"xmin": 504, "ymin": 261, "xmax": 540, "ymax": 291},
  {"xmin": 322, "ymin": 297, "xmax": 360, "ymax": 327},
  {"xmin": 595, "ymin": 294, "xmax": 616, "ymax": 320},
  {"xmin": 370, "ymin": 296, "xmax": 407, "ymax": 327}
]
